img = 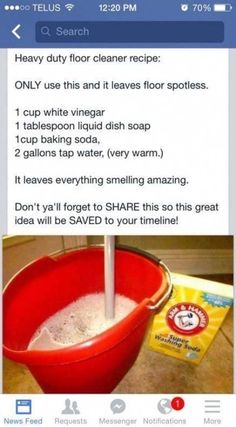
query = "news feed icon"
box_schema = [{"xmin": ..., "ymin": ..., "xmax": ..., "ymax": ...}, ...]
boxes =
[{"xmin": 16, "ymin": 400, "xmax": 32, "ymax": 415}]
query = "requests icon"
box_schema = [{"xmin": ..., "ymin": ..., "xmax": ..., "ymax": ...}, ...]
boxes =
[{"xmin": 61, "ymin": 398, "xmax": 80, "ymax": 415}]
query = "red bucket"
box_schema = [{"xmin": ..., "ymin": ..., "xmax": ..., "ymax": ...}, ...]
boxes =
[{"xmin": 3, "ymin": 246, "xmax": 172, "ymax": 393}]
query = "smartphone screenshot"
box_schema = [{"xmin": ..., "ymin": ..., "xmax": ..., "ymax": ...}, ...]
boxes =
[{"xmin": 0, "ymin": 1, "xmax": 235, "ymax": 426}]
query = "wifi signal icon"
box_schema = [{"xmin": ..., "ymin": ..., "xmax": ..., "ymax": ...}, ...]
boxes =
[{"xmin": 65, "ymin": 3, "xmax": 75, "ymax": 11}]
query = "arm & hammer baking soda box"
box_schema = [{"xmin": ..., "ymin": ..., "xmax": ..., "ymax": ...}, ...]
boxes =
[{"xmin": 148, "ymin": 273, "xmax": 233, "ymax": 364}]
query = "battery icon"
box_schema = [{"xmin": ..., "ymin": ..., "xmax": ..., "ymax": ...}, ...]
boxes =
[{"xmin": 213, "ymin": 4, "xmax": 232, "ymax": 11}]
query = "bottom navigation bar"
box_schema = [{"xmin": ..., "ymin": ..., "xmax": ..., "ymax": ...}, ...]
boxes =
[{"xmin": 0, "ymin": 394, "xmax": 231, "ymax": 426}]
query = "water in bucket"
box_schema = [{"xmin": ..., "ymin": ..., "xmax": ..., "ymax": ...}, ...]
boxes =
[
  {"xmin": 28, "ymin": 236, "xmax": 137, "ymax": 350},
  {"xmin": 28, "ymin": 293, "xmax": 137, "ymax": 350}
]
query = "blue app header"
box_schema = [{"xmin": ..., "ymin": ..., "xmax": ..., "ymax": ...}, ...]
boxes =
[{"xmin": 0, "ymin": 0, "xmax": 235, "ymax": 47}]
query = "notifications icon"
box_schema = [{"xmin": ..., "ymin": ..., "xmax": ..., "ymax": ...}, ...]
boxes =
[
  {"xmin": 110, "ymin": 399, "xmax": 126, "ymax": 414},
  {"xmin": 157, "ymin": 399, "xmax": 172, "ymax": 415},
  {"xmin": 181, "ymin": 4, "xmax": 189, "ymax": 12}
]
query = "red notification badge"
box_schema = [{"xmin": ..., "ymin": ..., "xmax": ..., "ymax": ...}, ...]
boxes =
[{"xmin": 171, "ymin": 397, "xmax": 185, "ymax": 411}]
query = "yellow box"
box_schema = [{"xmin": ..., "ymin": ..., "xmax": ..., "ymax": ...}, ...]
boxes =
[{"xmin": 148, "ymin": 273, "xmax": 233, "ymax": 364}]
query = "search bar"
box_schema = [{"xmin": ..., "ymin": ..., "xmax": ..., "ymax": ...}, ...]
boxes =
[{"xmin": 36, "ymin": 21, "xmax": 224, "ymax": 43}]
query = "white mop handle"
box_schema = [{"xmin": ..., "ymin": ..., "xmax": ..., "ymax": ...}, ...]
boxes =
[{"xmin": 104, "ymin": 235, "xmax": 115, "ymax": 319}]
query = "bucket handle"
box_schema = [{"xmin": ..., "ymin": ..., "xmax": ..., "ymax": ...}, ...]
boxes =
[{"xmin": 147, "ymin": 261, "xmax": 172, "ymax": 312}]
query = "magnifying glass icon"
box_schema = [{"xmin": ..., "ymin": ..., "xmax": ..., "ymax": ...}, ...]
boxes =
[{"xmin": 41, "ymin": 26, "xmax": 51, "ymax": 36}]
